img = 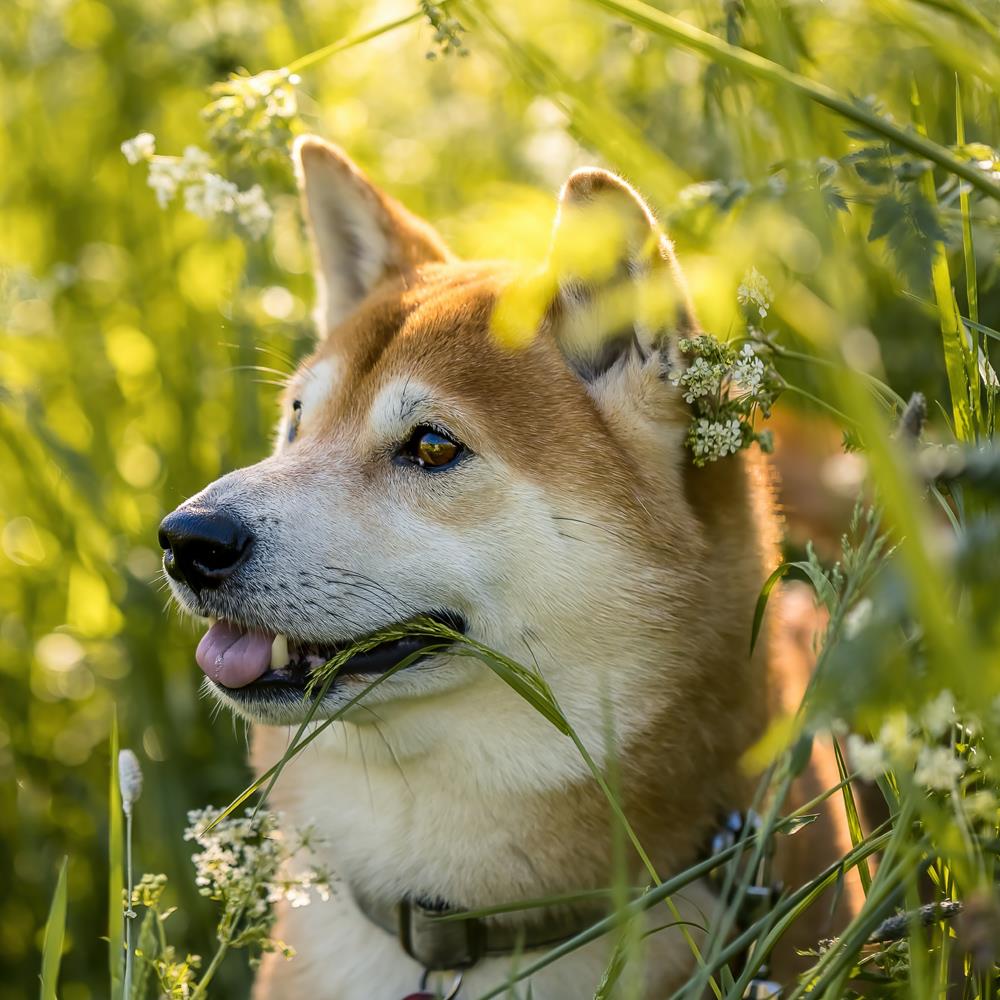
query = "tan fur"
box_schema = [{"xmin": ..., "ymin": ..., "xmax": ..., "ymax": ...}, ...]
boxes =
[{"xmin": 165, "ymin": 138, "xmax": 860, "ymax": 997}]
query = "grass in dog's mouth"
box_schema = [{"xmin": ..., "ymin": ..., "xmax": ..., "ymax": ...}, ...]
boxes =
[{"xmin": 214, "ymin": 610, "xmax": 468, "ymax": 700}]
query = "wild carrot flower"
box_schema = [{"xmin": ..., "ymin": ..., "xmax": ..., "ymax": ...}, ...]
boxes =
[
  {"xmin": 914, "ymin": 746, "xmax": 964, "ymax": 791},
  {"xmin": 921, "ymin": 690, "xmax": 955, "ymax": 737},
  {"xmin": 124, "ymin": 139, "xmax": 273, "ymax": 239},
  {"xmin": 234, "ymin": 185, "xmax": 273, "ymax": 240},
  {"xmin": 847, "ymin": 734, "xmax": 889, "ymax": 780},
  {"xmin": 731, "ymin": 344, "xmax": 765, "ymax": 395},
  {"xmin": 737, "ymin": 266, "xmax": 773, "ymax": 319},
  {"xmin": 184, "ymin": 173, "xmax": 239, "ymax": 219},
  {"xmin": 121, "ymin": 132, "xmax": 156, "ymax": 164},
  {"xmin": 673, "ymin": 356, "xmax": 722, "ymax": 403},
  {"xmin": 690, "ymin": 417, "xmax": 744, "ymax": 463}
]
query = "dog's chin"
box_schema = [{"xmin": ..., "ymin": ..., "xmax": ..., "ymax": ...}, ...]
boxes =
[{"xmin": 202, "ymin": 676, "xmax": 345, "ymax": 726}]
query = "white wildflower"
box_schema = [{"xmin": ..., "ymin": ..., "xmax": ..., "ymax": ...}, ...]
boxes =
[
  {"xmin": 184, "ymin": 172, "xmax": 238, "ymax": 219},
  {"xmin": 184, "ymin": 806, "xmax": 329, "ymax": 923},
  {"xmin": 731, "ymin": 343, "xmax": 765, "ymax": 395},
  {"xmin": 672, "ymin": 356, "xmax": 722, "ymax": 403},
  {"xmin": 846, "ymin": 734, "xmax": 888, "ymax": 780},
  {"xmin": 843, "ymin": 597, "xmax": 873, "ymax": 640},
  {"xmin": 737, "ymin": 267, "xmax": 774, "ymax": 320},
  {"xmin": 690, "ymin": 417, "xmax": 743, "ymax": 463},
  {"xmin": 914, "ymin": 746, "xmax": 964, "ymax": 791},
  {"xmin": 121, "ymin": 131, "xmax": 156, "ymax": 164},
  {"xmin": 118, "ymin": 749, "xmax": 144, "ymax": 814},
  {"xmin": 964, "ymin": 790, "xmax": 998, "ymax": 824},
  {"xmin": 179, "ymin": 145, "xmax": 211, "ymax": 174},
  {"xmin": 265, "ymin": 75, "xmax": 299, "ymax": 119},
  {"xmin": 234, "ymin": 184, "xmax": 273, "ymax": 239},
  {"xmin": 921, "ymin": 690, "xmax": 955, "ymax": 737},
  {"xmin": 147, "ymin": 159, "xmax": 183, "ymax": 207},
  {"xmin": 878, "ymin": 712, "xmax": 920, "ymax": 767}
]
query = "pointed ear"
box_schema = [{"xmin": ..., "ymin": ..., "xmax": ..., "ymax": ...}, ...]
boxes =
[
  {"xmin": 293, "ymin": 136, "xmax": 452, "ymax": 335},
  {"xmin": 545, "ymin": 168, "xmax": 696, "ymax": 380}
]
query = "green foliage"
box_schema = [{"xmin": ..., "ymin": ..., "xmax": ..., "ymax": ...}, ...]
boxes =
[
  {"xmin": 39, "ymin": 857, "xmax": 68, "ymax": 1000},
  {"xmin": 2, "ymin": 0, "xmax": 999, "ymax": 996}
]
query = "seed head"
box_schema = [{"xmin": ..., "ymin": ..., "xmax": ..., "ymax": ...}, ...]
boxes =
[{"xmin": 119, "ymin": 749, "xmax": 143, "ymax": 816}]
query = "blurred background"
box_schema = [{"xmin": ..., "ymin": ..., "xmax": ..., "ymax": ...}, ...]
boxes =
[{"xmin": 1, "ymin": 0, "xmax": 997, "ymax": 995}]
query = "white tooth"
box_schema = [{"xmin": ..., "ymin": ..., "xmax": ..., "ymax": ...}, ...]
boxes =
[{"xmin": 270, "ymin": 633, "xmax": 290, "ymax": 669}]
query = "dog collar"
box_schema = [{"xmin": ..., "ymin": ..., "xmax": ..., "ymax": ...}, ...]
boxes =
[
  {"xmin": 352, "ymin": 887, "xmax": 608, "ymax": 972},
  {"xmin": 353, "ymin": 811, "xmax": 782, "ymax": 996}
]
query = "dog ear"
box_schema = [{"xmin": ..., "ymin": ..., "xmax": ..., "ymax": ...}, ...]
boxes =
[
  {"xmin": 545, "ymin": 168, "xmax": 696, "ymax": 380},
  {"xmin": 293, "ymin": 136, "xmax": 452, "ymax": 335}
]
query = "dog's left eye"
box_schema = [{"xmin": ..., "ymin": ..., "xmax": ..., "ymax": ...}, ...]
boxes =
[
  {"xmin": 399, "ymin": 426, "xmax": 465, "ymax": 470},
  {"xmin": 287, "ymin": 400, "xmax": 302, "ymax": 444}
]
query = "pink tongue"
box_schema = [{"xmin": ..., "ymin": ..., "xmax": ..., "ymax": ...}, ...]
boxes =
[{"xmin": 196, "ymin": 621, "xmax": 275, "ymax": 688}]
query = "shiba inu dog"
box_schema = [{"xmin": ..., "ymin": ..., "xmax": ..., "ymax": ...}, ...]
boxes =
[{"xmin": 159, "ymin": 136, "xmax": 859, "ymax": 998}]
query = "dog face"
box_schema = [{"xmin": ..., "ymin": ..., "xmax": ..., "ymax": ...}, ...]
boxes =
[{"xmin": 160, "ymin": 137, "xmax": 711, "ymax": 743}]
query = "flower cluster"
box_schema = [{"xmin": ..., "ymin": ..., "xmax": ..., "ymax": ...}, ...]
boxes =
[
  {"xmin": 672, "ymin": 335, "xmax": 781, "ymax": 466},
  {"xmin": 128, "ymin": 805, "xmax": 331, "ymax": 996},
  {"xmin": 690, "ymin": 417, "xmax": 744, "ymax": 462},
  {"xmin": 847, "ymin": 692, "xmax": 998, "ymax": 817},
  {"xmin": 736, "ymin": 265, "xmax": 774, "ymax": 320},
  {"xmin": 184, "ymin": 807, "xmax": 331, "ymax": 929},
  {"xmin": 121, "ymin": 135, "xmax": 272, "ymax": 239},
  {"xmin": 202, "ymin": 68, "xmax": 300, "ymax": 167}
]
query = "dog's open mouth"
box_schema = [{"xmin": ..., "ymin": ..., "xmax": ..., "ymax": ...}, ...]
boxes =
[{"xmin": 196, "ymin": 611, "xmax": 466, "ymax": 698}]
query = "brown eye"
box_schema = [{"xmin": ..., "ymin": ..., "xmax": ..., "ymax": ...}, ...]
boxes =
[
  {"xmin": 403, "ymin": 427, "xmax": 465, "ymax": 470},
  {"xmin": 287, "ymin": 400, "xmax": 302, "ymax": 443}
]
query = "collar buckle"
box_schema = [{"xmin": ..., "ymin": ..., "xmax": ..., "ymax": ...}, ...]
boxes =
[{"xmin": 398, "ymin": 898, "xmax": 486, "ymax": 971}]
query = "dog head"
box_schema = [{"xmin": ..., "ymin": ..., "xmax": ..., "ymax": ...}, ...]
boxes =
[{"xmin": 160, "ymin": 138, "xmax": 755, "ymax": 760}]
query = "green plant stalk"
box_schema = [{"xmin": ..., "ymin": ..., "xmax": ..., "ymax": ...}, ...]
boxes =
[
  {"xmin": 911, "ymin": 79, "xmax": 979, "ymax": 442},
  {"xmin": 124, "ymin": 809, "xmax": 134, "ymax": 1000},
  {"xmin": 805, "ymin": 851, "xmax": 927, "ymax": 998},
  {"xmin": 668, "ymin": 826, "xmax": 895, "ymax": 999},
  {"xmin": 581, "ymin": 0, "xmax": 1000, "ymax": 201},
  {"xmin": 955, "ymin": 78, "xmax": 979, "ymax": 329},
  {"xmin": 40, "ymin": 857, "xmax": 69, "ymax": 1000},
  {"xmin": 286, "ymin": 9, "xmax": 430, "ymax": 74},
  {"xmin": 768, "ymin": 343, "xmax": 906, "ymax": 409},
  {"xmin": 785, "ymin": 795, "xmax": 919, "ymax": 998},
  {"xmin": 108, "ymin": 714, "xmax": 123, "ymax": 998}
]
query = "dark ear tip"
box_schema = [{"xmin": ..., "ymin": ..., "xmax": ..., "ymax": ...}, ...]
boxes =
[{"xmin": 560, "ymin": 167, "xmax": 631, "ymax": 205}]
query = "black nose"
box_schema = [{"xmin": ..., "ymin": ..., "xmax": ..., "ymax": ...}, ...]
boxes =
[{"xmin": 158, "ymin": 506, "xmax": 253, "ymax": 592}]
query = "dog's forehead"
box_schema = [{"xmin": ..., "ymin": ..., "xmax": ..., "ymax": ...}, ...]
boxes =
[{"xmin": 288, "ymin": 263, "xmax": 550, "ymax": 422}]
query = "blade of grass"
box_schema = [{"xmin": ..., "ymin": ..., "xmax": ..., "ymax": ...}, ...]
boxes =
[
  {"xmin": 750, "ymin": 564, "xmax": 791, "ymax": 655},
  {"xmin": 832, "ymin": 738, "xmax": 873, "ymax": 895},
  {"xmin": 40, "ymin": 856, "xmax": 68, "ymax": 1000}
]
